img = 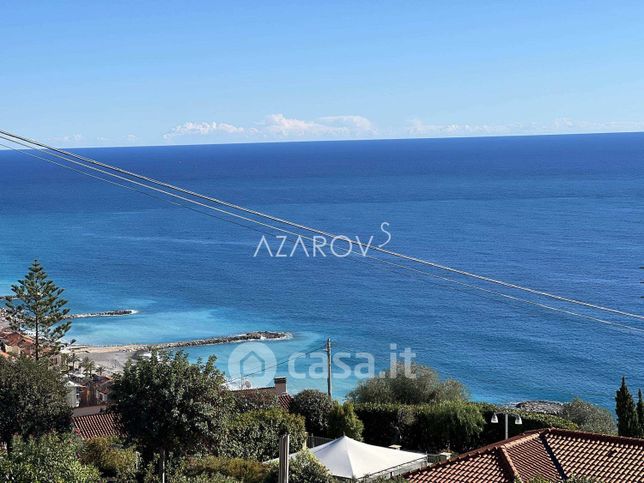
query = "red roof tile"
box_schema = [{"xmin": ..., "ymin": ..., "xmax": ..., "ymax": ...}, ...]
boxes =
[
  {"xmin": 406, "ymin": 428, "xmax": 644, "ymax": 483},
  {"xmin": 72, "ymin": 412, "xmax": 121, "ymax": 440}
]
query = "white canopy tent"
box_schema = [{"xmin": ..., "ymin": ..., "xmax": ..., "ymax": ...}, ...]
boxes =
[{"xmin": 294, "ymin": 436, "xmax": 427, "ymax": 480}]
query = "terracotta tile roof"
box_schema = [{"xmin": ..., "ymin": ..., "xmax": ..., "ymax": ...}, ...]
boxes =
[
  {"xmin": 72, "ymin": 411, "xmax": 121, "ymax": 440},
  {"xmin": 277, "ymin": 392, "xmax": 294, "ymax": 411},
  {"xmin": 547, "ymin": 429, "xmax": 644, "ymax": 483},
  {"xmin": 0, "ymin": 330, "xmax": 34, "ymax": 348},
  {"xmin": 406, "ymin": 428, "xmax": 644, "ymax": 483},
  {"xmin": 409, "ymin": 448, "xmax": 513, "ymax": 482}
]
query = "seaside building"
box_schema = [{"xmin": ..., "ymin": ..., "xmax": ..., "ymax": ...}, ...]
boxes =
[{"xmin": 405, "ymin": 428, "xmax": 644, "ymax": 482}]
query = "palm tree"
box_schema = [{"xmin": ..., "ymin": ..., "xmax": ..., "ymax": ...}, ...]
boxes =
[
  {"xmin": 81, "ymin": 356, "xmax": 96, "ymax": 378},
  {"xmin": 68, "ymin": 352, "xmax": 80, "ymax": 372}
]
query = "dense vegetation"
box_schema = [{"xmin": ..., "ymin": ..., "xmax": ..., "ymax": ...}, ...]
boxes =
[
  {"xmin": 347, "ymin": 362, "xmax": 467, "ymax": 405},
  {"xmin": 2, "ymin": 262, "xmax": 641, "ymax": 481},
  {"xmin": 0, "ymin": 356, "xmax": 71, "ymax": 452}
]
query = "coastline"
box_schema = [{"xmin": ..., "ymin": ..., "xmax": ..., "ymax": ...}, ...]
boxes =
[
  {"xmin": 74, "ymin": 330, "xmax": 291, "ymax": 354},
  {"xmin": 1, "ymin": 308, "xmax": 290, "ymax": 374},
  {"xmin": 70, "ymin": 330, "xmax": 291, "ymax": 374}
]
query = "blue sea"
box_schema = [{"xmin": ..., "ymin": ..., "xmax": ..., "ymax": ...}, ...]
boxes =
[{"xmin": 0, "ymin": 133, "xmax": 642, "ymax": 407}]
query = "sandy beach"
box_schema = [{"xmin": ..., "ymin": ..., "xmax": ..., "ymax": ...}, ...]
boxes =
[
  {"xmin": 1, "ymin": 308, "xmax": 289, "ymax": 374},
  {"xmin": 68, "ymin": 331, "xmax": 291, "ymax": 374}
]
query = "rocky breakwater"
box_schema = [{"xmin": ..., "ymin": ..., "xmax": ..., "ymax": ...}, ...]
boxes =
[
  {"xmin": 70, "ymin": 309, "xmax": 139, "ymax": 319},
  {"xmin": 150, "ymin": 331, "xmax": 290, "ymax": 350}
]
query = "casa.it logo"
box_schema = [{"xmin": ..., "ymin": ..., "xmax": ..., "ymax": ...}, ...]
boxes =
[
  {"xmin": 228, "ymin": 342, "xmax": 278, "ymax": 388},
  {"xmin": 253, "ymin": 222, "xmax": 392, "ymax": 258}
]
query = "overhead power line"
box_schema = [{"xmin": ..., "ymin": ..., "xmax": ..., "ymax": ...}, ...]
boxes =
[
  {"xmin": 4, "ymin": 139, "xmax": 642, "ymax": 335},
  {"xmin": 1, "ymin": 129, "xmax": 642, "ymax": 327}
]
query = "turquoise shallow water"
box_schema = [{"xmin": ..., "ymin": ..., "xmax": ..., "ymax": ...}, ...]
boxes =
[{"xmin": 0, "ymin": 133, "xmax": 642, "ymax": 405}]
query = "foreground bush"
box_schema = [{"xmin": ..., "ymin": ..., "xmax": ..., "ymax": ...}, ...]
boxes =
[
  {"xmin": 111, "ymin": 350, "xmax": 232, "ymax": 470},
  {"xmin": 80, "ymin": 436, "xmax": 138, "ymax": 481},
  {"xmin": 182, "ymin": 455, "xmax": 268, "ymax": 483},
  {"xmin": 232, "ymin": 390, "xmax": 280, "ymax": 413},
  {"xmin": 224, "ymin": 407, "xmax": 306, "ymax": 461},
  {"xmin": 327, "ymin": 401, "xmax": 364, "ymax": 440},
  {"xmin": 0, "ymin": 356, "xmax": 72, "ymax": 451},
  {"xmin": 265, "ymin": 449, "xmax": 334, "ymax": 483},
  {"xmin": 348, "ymin": 363, "xmax": 467, "ymax": 405},
  {"xmin": 0, "ymin": 433, "xmax": 101, "ymax": 483},
  {"xmin": 290, "ymin": 389, "xmax": 334, "ymax": 436}
]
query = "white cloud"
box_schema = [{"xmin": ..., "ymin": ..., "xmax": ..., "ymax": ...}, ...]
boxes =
[
  {"xmin": 163, "ymin": 121, "xmax": 247, "ymax": 140},
  {"xmin": 406, "ymin": 118, "xmax": 644, "ymax": 138},
  {"xmin": 164, "ymin": 114, "xmax": 376, "ymax": 142}
]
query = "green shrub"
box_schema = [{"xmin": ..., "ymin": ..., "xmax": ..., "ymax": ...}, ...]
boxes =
[
  {"xmin": 413, "ymin": 401, "xmax": 485, "ymax": 452},
  {"xmin": 327, "ymin": 401, "xmax": 364, "ymax": 440},
  {"xmin": 348, "ymin": 363, "xmax": 467, "ymax": 405},
  {"xmin": 0, "ymin": 433, "xmax": 101, "ymax": 483},
  {"xmin": 232, "ymin": 390, "xmax": 280, "ymax": 414},
  {"xmin": 265, "ymin": 449, "xmax": 333, "ymax": 483},
  {"xmin": 355, "ymin": 401, "xmax": 484, "ymax": 452},
  {"xmin": 183, "ymin": 455, "xmax": 268, "ymax": 483},
  {"xmin": 80, "ymin": 437, "xmax": 138, "ymax": 482},
  {"xmin": 561, "ymin": 398, "xmax": 617, "ymax": 435},
  {"xmin": 354, "ymin": 403, "xmax": 415, "ymax": 447},
  {"xmin": 291, "ymin": 390, "xmax": 333, "ymax": 436},
  {"xmin": 224, "ymin": 407, "xmax": 306, "ymax": 461},
  {"xmin": 356, "ymin": 401, "xmax": 577, "ymax": 452}
]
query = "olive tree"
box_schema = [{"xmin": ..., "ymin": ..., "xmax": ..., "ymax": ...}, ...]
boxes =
[
  {"xmin": 110, "ymin": 351, "xmax": 232, "ymax": 479},
  {"xmin": 0, "ymin": 356, "xmax": 71, "ymax": 452}
]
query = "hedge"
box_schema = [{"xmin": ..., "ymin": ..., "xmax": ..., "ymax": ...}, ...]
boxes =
[
  {"xmin": 223, "ymin": 407, "xmax": 306, "ymax": 461},
  {"xmin": 355, "ymin": 401, "xmax": 578, "ymax": 453},
  {"xmin": 354, "ymin": 402, "xmax": 484, "ymax": 452}
]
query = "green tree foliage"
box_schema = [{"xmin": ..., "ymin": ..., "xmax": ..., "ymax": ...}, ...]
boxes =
[
  {"xmin": 5, "ymin": 260, "xmax": 73, "ymax": 360},
  {"xmin": 355, "ymin": 402, "xmax": 577, "ymax": 452},
  {"xmin": 79, "ymin": 437, "xmax": 138, "ymax": 482},
  {"xmin": 414, "ymin": 401, "xmax": 485, "ymax": 452},
  {"xmin": 224, "ymin": 407, "xmax": 306, "ymax": 461},
  {"xmin": 327, "ymin": 401, "xmax": 364, "ymax": 440},
  {"xmin": 265, "ymin": 449, "xmax": 334, "ymax": 483},
  {"xmin": 615, "ymin": 376, "xmax": 639, "ymax": 437},
  {"xmin": 347, "ymin": 363, "xmax": 467, "ymax": 405},
  {"xmin": 232, "ymin": 389, "xmax": 279, "ymax": 413},
  {"xmin": 0, "ymin": 356, "xmax": 71, "ymax": 451},
  {"xmin": 354, "ymin": 401, "xmax": 483, "ymax": 452},
  {"xmin": 560, "ymin": 398, "xmax": 617, "ymax": 435},
  {"xmin": 144, "ymin": 458, "xmax": 239, "ymax": 483},
  {"xmin": 637, "ymin": 389, "xmax": 644, "ymax": 438},
  {"xmin": 110, "ymin": 351, "xmax": 231, "ymax": 470},
  {"xmin": 181, "ymin": 455, "xmax": 268, "ymax": 483},
  {"xmin": 0, "ymin": 433, "xmax": 101, "ymax": 483},
  {"xmin": 291, "ymin": 389, "xmax": 334, "ymax": 436}
]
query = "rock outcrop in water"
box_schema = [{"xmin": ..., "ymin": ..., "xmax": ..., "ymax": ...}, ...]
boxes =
[
  {"xmin": 149, "ymin": 331, "xmax": 289, "ymax": 350},
  {"xmin": 70, "ymin": 309, "xmax": 138, "ymax": 319}
]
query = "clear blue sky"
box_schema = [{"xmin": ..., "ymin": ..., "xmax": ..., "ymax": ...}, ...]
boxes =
[{"xmin": 2, "ymin": 1, "xmax": 644, "ymax": 146}]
